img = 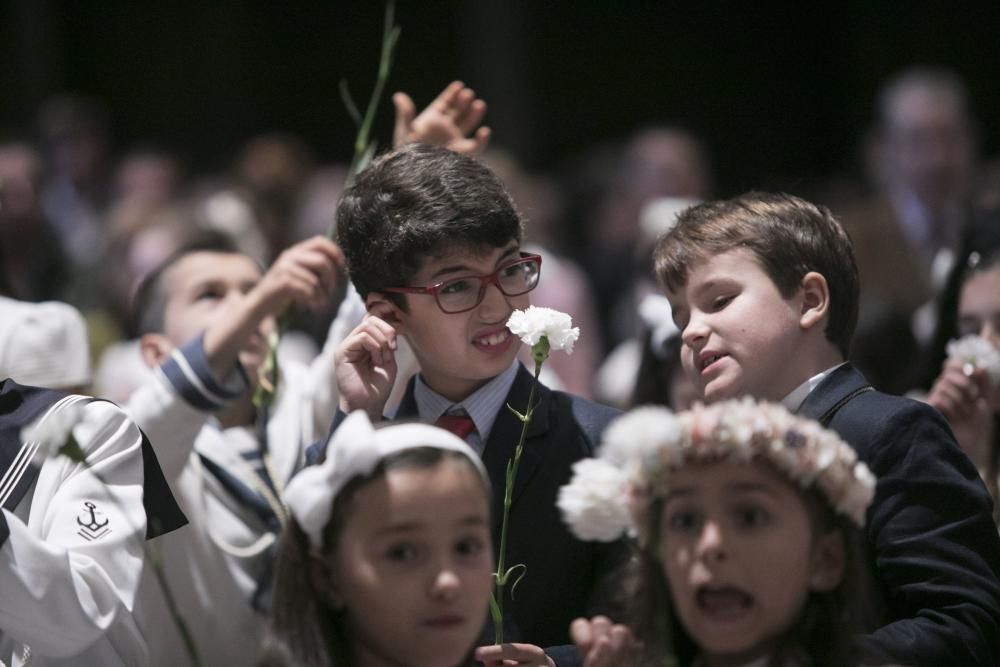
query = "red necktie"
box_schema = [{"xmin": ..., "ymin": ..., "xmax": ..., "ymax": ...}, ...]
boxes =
[{"xmin": 435, "ymin": 413, "xmax": 476, "ymax": 440}]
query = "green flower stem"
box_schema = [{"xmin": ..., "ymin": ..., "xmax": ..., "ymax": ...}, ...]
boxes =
[
  {"xmin": 491, "ymin": 342, "xmax": 547, "ymax": 644},
  {"xmin": 252, "ymin": 3, "xmax": 400, "ymax": 407},
  {"xmin": 336, "ymin": 0, "xmax": 401, "ymax": 207},
  {"xmin": 251, "ymin": 318, "xmax": 285, "ymax": 410}
]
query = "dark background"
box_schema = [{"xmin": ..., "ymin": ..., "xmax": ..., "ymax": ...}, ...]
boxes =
[{"xmin": 3, "ymin": 1, "xmax": 999, "ymax": 193}]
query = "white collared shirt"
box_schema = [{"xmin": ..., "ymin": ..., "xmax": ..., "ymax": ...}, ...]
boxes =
[
  {"xmin": 781, "ymin": 362, "xmax": 847, "ymax": 412},
  {"xmin": 410, "ymin": 361, "xmax": 521, "ymax": 455}
]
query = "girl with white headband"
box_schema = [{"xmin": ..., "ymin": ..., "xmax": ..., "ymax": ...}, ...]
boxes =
[
  {"xmin": 259, "ymin": 410, "xmax": 493, "ymax": 667},
  {"xmin": 559, "ymin": 399, "xmax": 887, "ymax": 667}
]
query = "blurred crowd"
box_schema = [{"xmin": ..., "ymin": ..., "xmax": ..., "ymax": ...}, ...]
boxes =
[
  {"xmin": 3, "ymin": 63, "xmax": 1000, "ymax": 667},
  {"xmin": 2, "ymin": 65, "xmax": 999, "ymax": 409}
]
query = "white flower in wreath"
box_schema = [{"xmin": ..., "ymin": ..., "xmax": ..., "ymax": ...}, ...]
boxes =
[
  {"xmin": 507, "ymin": 306, "xmax": 580, "ymax": 354},
  {"xmin": 558, "ymin": 458, "xmax": 632, "ymax": 542},
  {"xmin": 601, "ymin": 406, "xmax": 682, "ymax": 476}
]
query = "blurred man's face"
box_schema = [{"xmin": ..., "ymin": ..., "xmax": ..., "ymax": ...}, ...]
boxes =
[
  {"xmin": 0, "ymin": 146, "xmax": 42, "ymax": 219},
  {"xmin": 883, "ymin": 86, "xmax": 975, "ymax": 213}
]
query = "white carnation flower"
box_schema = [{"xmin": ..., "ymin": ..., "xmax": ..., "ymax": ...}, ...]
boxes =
[
  {"xmin": 558, "ymin": 458, "xmax": 631, "ymax": 542},
  {"xmin": 20, "ymin": 402, "xmax": 84, "ymax": 459},
  {"xmin": 507, "ymin": 306, "xmax": 580, "ymax": 354},
  {"xmin": 947, "ymin": 334, "xmax": 1000, "ymax": 386},
  {"xmin": 601, "ymin": 406, "xmax": 682, "ymax": 476}
]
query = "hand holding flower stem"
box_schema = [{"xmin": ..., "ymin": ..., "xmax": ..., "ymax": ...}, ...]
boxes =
[{"xmin": 252, "ymin": 2, "xmax": 401, "ymax": 411}]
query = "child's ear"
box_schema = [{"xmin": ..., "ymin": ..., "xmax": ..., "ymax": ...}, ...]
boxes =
[
  {"xmin": 808, "ymin": 530, "xmax": 846, "ymax": 593},
  {"xmin": 308, "ymin": 555, "xmax": 344, "ymax": 610},
  {"xmin": 366, "ymin": 292, "xmax": 405, "ymax": 332},
  {"xmin": 139, "ymin": 333, "xmax": 173, "ymax": 370},
  {"xmin": 799, "ymin": 272, "xmax": 830, "ymax": 332}
]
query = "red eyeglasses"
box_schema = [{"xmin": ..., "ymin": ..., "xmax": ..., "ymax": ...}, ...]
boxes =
[{"xmin": 382, "ymin": 253, "xmax": 542, "ymax": 314}]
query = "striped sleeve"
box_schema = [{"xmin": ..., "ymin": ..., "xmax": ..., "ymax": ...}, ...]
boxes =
[{"xmin": 158, "ymin": 333, "xmax": 250, "ymax": 411}]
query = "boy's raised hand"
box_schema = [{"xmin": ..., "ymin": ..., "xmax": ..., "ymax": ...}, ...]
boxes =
[
  {"xmin": 251, "ymin": 236, "xmax": 343, "ymax": 316},
  {"xmin": 393, "ymin": 81, "xmax": 491, "ymax": 155},
  {"xmin": 570, "ymin": 616, "xmax": 640, "ymax": 667},
  {"xmin": 201, "ymin": 236, "xmax": 343, "ymax": 381},
  {"xmin": 334, "ymin": 303, "xmax": 399, "ymax": 421},
  {"xmin": 473, "ymin": 642, "xmax": 555, "ymax": 667}
]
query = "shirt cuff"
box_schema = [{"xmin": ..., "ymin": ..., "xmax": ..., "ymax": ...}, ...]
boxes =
[{"xmin": 159, "ymin": 333, "xmax": 250, "ymax": 411}]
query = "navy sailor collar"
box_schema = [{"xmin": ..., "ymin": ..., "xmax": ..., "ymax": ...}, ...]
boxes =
[{"xmin": 0, "ymin": 378, "xmax": 186, "ymax": 539}]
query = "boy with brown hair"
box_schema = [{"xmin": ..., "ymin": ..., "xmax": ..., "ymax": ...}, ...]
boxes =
[
  {"xmin": 655, "ymin": 192, "xmax": 1000, "ymax": 665},
  {"xmin": 319, "ymin": 143, "xmax": 622, "ymax": 666}
]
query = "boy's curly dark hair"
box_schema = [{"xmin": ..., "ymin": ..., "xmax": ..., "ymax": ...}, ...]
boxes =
[{"xmin": 335, "ymin": 143, "xmax": 522, "ymax": 310}]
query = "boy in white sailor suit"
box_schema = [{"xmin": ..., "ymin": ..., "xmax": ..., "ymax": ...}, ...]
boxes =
[
  {"xmin": 127, "ymin": 232, "xmax": 343, "ymax": 666},
  {"xmin": 0, "ymin": 380, "xmax": 185, "ymax": 667}
]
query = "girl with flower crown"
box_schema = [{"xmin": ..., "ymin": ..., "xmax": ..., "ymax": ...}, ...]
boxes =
[
  {"xmin": 928, "ymin": 249, "xmax": 1000, "ymax": 527},
  {"xmin": 558, "ymin": 399, "xmax": 887, "ymax": 667},
  {"xmin": 258, "ymin": 411, "xmax": 494, "ymax": 667}
]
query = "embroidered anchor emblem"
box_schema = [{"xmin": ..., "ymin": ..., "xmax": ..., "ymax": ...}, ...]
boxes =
[{"xmin": 77, "ymin": 501, "xmax": 111, "ymax": 541}]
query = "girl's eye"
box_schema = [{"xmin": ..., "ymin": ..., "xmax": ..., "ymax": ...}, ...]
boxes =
[
  {"xmin": 386, "ymin": 543, "xmax": 420, "ymax": 562},
  {"xmin": 735, "ymin": 505, "xmax": 770, "ymax": 528},
  {"xmin": 957, "ymin": 316, "xmax": 981, "ymax": 337},
  {"xmin": 666, "ymin": 509, "xmax": 701, "ymax": 533},
  {"xmin": 196, "ymin": 288, "xmax": 223, "ymax": 302},
  {"xmin": 455, "ymin": 536, "xmax": 485, "ymax": 557}
]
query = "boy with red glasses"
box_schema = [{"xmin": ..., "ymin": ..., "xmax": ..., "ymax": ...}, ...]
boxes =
[{"xmin": 317, "ymin": 143, "xmax": 621, "ymax": 666}]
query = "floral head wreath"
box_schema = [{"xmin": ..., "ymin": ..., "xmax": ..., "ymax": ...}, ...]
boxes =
[
  {"xmin": 285, "ymin": 410, "xmax": 489, "ymax": 549},
  {"xmin": 558, "ymin": 398, "xmax": 877, "ymax": 543}
]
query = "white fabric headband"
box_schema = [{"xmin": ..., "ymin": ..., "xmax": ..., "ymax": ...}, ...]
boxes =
[{"xmin": 284, "ymin": 410, "xmax": 489, "ymax": 549}]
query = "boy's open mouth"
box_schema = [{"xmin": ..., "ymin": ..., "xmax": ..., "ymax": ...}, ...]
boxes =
[
  {"xmin": 472, "ymin": 327, "xmax": 511, "ymax": 350},
  {"xmin": 699, "ymin": 351, "xmax": 728, "ymax": 372},
  {"xmin": 696, "ymin": 585, "xmax": 754, "ymax": 619}
]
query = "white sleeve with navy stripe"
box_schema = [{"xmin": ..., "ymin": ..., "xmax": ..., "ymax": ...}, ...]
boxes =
[
  {"xmin": 127, "ymin": 333, "xmax": 249, "ymax": 482},
  {"xmin": 0, "ymin": 398, "xmax": 148, "ymax": 667}
]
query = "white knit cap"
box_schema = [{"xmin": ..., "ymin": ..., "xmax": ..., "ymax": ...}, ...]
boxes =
[{"xmin": 0, "ymin": 297, "xmax": 92, "ymax": 389}]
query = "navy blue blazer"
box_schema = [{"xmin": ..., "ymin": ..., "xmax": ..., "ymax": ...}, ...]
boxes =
[
  {"xmin": 799, "ymin": 363, "xmax": 1000, "ymax": 666},
  {"xmin": 312, "ymin": 365, "xmax": 623, "ymax": 664}
]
